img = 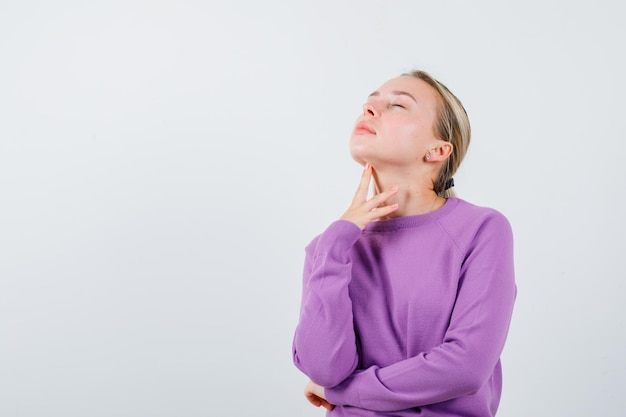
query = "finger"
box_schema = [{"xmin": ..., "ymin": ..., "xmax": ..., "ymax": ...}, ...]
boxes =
[
  {"xmin": 320, "ymin": 399, "xmax": 335, "ymax": 411},
  {"xmin": 365, "ymin": 204, "xmax": 399, "ymax": 223},
  {"xmin": 305, "ymin": 392, "xmax": 322, "ymax": 407},
  {"xmin": 353, "ymin": 163, "xmax": 373, "ymax": 203},
  {"xmin": 367, "ymin": 203, "xmax": 399, "ymax": 222},
  {"xmin": 363, "ymin": 185, "xmax": 398, "ymax": 211}
]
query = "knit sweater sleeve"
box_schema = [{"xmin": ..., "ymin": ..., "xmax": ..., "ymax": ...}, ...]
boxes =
[
  {"xmin": 292, "ymin": 220, "xmax": 362, "ymax": 387},
  {"xmin": 324, "ymin": 212, "xmax": 517, "ymax": 412}
]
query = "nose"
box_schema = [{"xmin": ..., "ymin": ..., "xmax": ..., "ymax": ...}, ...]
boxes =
[{"xmin": 363, "ymin": 102, "xmax": 379, "ymax": 117}]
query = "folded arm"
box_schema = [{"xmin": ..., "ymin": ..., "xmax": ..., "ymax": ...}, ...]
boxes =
[
  {"xmin": 325, "ymin": 213, "xmax": 517, "ymax": 411},
  {"xmin": 292, "ymin": 220, "xmax": 362, "ymax": 387}
]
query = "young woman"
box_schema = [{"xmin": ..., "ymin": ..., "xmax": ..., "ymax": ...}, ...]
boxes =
[{"xmin": 292, "ymin": 70, "xmax": 516, "ymax": 416}]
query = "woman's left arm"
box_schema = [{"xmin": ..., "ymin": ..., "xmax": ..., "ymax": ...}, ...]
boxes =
[{"xmin": 325, "ymin": 213, "xmax": 517, "ymax": 412}]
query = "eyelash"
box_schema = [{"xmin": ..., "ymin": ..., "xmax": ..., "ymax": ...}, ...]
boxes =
[{"xmin": 363, "ymin": 101, "xmax": 407, "ymax": 110}]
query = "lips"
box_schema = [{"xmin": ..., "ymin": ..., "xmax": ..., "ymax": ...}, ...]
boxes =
[{"xmin": 353, "ymin": 121, "xmax": 376, "ymax": 135}]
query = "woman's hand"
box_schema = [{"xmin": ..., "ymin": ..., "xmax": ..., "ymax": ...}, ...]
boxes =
[
  {"xmin": 340, "ymin": 164, "xmax": 399, "ymax": 230},
  {"xmin": 305, "ymin": 380, "xmax": 335, "ymax": 411}
]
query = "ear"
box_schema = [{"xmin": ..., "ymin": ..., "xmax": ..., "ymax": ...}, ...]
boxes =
[{"xmin": 426, "ymin": 140, "xmax": 453, "ymax": 162}]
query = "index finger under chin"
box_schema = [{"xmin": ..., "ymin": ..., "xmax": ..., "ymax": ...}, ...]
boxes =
[{"xmin": 355, "ymin": 163, "xmax": 373, "ymax": 198}]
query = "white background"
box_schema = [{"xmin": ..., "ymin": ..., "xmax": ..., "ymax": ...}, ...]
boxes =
[{"xmin": 1, "ymin": 1, "xmax": 625, "ymax": 416}]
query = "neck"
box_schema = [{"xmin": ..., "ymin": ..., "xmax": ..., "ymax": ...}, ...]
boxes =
[{"xmin": 372, "ymin": 168, "xmax": 445, "ymax": 218}]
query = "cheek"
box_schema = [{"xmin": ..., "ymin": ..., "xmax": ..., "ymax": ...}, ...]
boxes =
[
  {"xmin": 397, "ymin": 122, "xmax": 432, "ymax": 147},
  {"xmin": 383, "ymin": 121, "xmax": 424, "ymax": 149}
]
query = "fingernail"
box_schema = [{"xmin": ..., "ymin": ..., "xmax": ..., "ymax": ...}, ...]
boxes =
[{"xmin": 365, "ymin": 163, "xmax": 370, "ymax": 170}]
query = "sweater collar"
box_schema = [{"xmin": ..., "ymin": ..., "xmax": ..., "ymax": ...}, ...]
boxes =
[{"xmin": 363, "ymin": 197, "xmax": 460, "ymax": 232}]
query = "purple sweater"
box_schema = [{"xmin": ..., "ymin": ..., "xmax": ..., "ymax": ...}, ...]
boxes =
[{"xmin": 293, "ymin": 198, "xmax": 516, "ymax": 416}]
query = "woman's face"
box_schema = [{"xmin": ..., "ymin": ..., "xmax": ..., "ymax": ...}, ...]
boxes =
[{"xmin": 349, "ymin": 76, "xmax": 440, "ymax": 168}]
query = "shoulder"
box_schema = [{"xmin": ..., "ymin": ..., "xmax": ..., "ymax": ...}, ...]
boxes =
[
  {"xmin": 438, "ymin": 198, "xmax": 513, "ymax": 251},
  {"xmin": 443, "ymin": 198, "xmax": 511, "ymax": 226}
]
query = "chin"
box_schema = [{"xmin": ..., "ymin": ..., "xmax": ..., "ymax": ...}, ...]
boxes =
[
  {"xmin": 349, "ymin": 141, "xmax": 370, "ymax": 163},
  {"xmin": 348, "ymin": 149, "xmax": 367, "ymax": 167}
]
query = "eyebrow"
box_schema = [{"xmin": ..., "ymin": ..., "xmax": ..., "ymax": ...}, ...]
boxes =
[{"xmin": 368, "ymin": 90, "xmax": 417, "ymax": 103}]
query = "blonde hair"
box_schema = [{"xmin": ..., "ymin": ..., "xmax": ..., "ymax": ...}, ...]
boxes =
[{"xmin": 404, "ymin": 70, "xmax": 471, "ymax": 198}]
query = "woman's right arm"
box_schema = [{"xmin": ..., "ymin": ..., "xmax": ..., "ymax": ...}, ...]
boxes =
[
  {"xmin": 293, "ymin": 164, "xmax": 399, "ymax": 387},
  {"xmin": 292, "ymin": 220, "xmax": 362, "ymax": 387}
]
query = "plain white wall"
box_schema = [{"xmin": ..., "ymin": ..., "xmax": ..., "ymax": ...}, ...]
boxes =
[{"xmin": 1, "ymin": 1, "xmax": 625, "ymax": 416}]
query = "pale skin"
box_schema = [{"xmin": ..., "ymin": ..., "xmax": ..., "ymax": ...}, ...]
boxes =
[{"xmin": 303, "ymin": 75, "xmax": 454, "ymax": 410}]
